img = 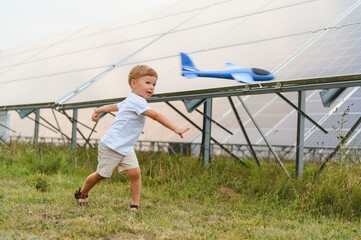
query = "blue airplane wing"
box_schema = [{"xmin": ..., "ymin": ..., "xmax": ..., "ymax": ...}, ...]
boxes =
[
  {"xmin": 183, "ymin": 72, "xmax": 198, "ymax": 78},
  {"xmin": 225, "ymin": 62, "xmax": 239, "ymax": 69},
  {"xmin": 230, "ymin": 73, "xmax": 254, "ymax": 84},
  {"xmin": 226, "ymin": 62, "xmax": 256, "ymax": 83}
]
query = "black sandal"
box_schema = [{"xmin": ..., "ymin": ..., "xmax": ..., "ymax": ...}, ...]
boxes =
[
  {"xmin": 74, "ymin": 188, "xmax": 89, "ymax": 206},
  {"xmin": 130, "ymin": 204, "xmax": 140, "ymax": 211}
]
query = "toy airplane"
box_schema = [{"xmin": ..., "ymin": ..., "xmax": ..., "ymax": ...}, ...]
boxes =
[{"xmin": 181, "ymin": 52, "xmax": 274, "ymax": 84}]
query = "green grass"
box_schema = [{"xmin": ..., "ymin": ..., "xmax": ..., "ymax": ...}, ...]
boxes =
[{"xmin": 0, "ymin": 143, "xmax": 360, "ymax": 239}]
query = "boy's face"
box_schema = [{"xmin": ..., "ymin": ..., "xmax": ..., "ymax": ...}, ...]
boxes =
[{"xmin": 130, "ymin": 75, "xmax": 157, "ymax": 99}]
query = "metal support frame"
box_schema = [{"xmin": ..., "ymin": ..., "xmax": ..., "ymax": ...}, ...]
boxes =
[
  {"xmin": 41, "ymin": 118, "xmax": 71, "ymax": 142},
  {"xmin": 85, "ymin": 112, "xmax": 111, "ymax": 148},
  {"xmin": 28, "ymin": 117, "xmax": 55, "ymax": 134},
  {"xmin": 195, "ymin": 109, "xmax": 233, "ymax": 135},
  {"xmin": 37, "ymin": 116, "xmax": 61, "ymax": 134},
  {"xmin": 25, "ymin": 109, "xmax": 71, "ymax": 143},
  {"xmin": 33, "ymin": 109, "xmax": 40, "ymax": 144},
  {"xmin": 2, "ymin": 73, "xmax": 360, "ymax": 178},
  {"xmin": 319, "ymin": 87, "xmax": 346, "ymax": 107},
  {"xmin": 200, "ymin": 98, "xmax": 212, "ymax": 165},
  {"xmin": 238, "ymin": 96, "xmax": 291, "ymax": 177},
  {"xmin": 61, "ymin": 109, "xmax": 94, "ymax": 148},
  {"xmin": 56, "ymin": 109, "xmax": 95, "ymax": 132},
  {"xmin": 71, "ymin": 109, "xmax": 78, "ymax": 150},
  {"xmin": 296, "ymin": 91, "xmax": 306, "ymax": 177},
  {"xmin": 276, "ymin": 92, "xmax": 327, "ymax": 134},
  {"xmin": 51, "ymin": 109, "xmax": 66, "ymax": 144},
  {"xmin": 183, "ymin": 98, "xmax": 233, "ymax": 135},
  {"xmin": 53, "ymin": 74, "xmax": 361, "ymax": 111},
  {"xmin": 0, "ymin": 123, "xmax": 16, "ymax": 134},
  {"xmin": 228, "ymin": 97, "xmax": 260, "ymax": 167},
  {"xmin": 85, "ymin": 121, "xmax": 100, "ymax": 149},
  {"xmin": 165, "ymin": 101, "xmax": 247, "ymax": 166},
  {"xmin": 316, "ymin": 117, "xmax": 361, "ymax": 176}
]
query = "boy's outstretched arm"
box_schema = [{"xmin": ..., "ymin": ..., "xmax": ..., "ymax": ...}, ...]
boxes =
[
  {"xmin": 92, "ymin": 104, "xmax": 118, "ymax": 122},
  {"xmin": 143, "ymin": 109, "xmax": 190, "ymax": 138}
]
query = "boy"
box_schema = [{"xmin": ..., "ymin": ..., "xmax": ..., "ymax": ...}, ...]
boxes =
[{"xmin": 74, "ymin": 65, "xmax": 189, "ymax": 210}]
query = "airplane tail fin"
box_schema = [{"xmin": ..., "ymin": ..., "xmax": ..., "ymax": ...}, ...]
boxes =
[{"xmin": 180, "ymin": 52, "xmax": 199, "ymax": 72}]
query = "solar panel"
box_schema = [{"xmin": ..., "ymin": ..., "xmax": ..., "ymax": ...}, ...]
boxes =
[
  {"xmin": 305, "ymin": 88, "xmax": 361, "ymax": 147},
  {"xmin": 207, "ymin": 0, "xmax": 357, "ymax": 51},
  {"xmin": 1, "ymin": 0, "xmax": 361, "ymax": 151},
  {"xmin": 54, "ymin": 0, "xmax": 361, "ymax": 149},
  {"xmin": 273, "ymin": 2, "xmax": 361, "ymax": 148},
  {"xmin": 0, "ymin": 69, "xmax": 102, "ymax": 107},
  {"xmin": 0, "ymin": 31, "xmax": 79, "ymax": 76},
  {"xmin": 174, "ymin": 0, "xmax": 270, "ymax": 30},
  {"xmin": 305, "ymin": 112, "xmax": 361, "ymax": 148},
  {"xmin": 154, "ymin": 0, "xmax": 224, "ymax": 18},
  {"xmin": 277, "ymin": 3, "xmax": 361, "ymax": 79}
]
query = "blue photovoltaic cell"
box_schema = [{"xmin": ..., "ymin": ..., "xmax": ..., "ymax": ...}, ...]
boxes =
[
  {"xmin": 267, "ymin": 2, "xmax": 361, "ymax": 148},
  {"xmin": 305, "ymin": 113, "xmax": 360, "ymax": 147},
  {"xmin": 276, "ymin": 1, "xmax": 361, "ymax": 80}
]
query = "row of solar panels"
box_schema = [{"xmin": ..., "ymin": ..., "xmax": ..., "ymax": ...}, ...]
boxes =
[{"xmin": 0, "ymin": 0, "xmax": 360, "ymax": 148}]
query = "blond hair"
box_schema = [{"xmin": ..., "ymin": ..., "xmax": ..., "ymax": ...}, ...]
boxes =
[{"xmin": 128, "ymin": 65, "xmax": 158, "ymax": 85}]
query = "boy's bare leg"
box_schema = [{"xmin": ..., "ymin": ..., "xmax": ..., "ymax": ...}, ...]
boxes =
[
  {"xmin": 127, "ymin": 168, "xmax": 141, "ymax": 206},
  {"xmin": 81, "ymin": 172, "xmax": 104, "ymax": 194}
]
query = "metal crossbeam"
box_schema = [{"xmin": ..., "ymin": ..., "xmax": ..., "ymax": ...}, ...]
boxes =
[{"xmin": 56, "ymin": 74, "xmax": 361, "ymax": 110}]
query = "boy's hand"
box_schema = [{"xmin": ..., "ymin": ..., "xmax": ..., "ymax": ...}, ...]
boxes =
[
  {"xmin": 92, "ymin": 111, "xmax": 99, "ymax": 122},
  {"xmin": 91, "ymin": 104, "xmax": 118, "ymax": 122},
  {"xmin": 174, "ymin": 127, "xmax": 190, "ymax": 139}
]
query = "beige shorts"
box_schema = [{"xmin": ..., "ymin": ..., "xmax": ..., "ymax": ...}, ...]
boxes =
[{"xmin": 96, "ymin": 142, "xmax": 139, "ymax": 178}]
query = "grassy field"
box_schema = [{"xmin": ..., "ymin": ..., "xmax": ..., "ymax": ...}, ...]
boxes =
[{"xmin": 0, "ymin": 143, "xmax": 360, "ymax": 239}]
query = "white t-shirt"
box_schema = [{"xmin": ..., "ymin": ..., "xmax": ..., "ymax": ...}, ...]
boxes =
[{"xmin": 100, "ymin": 93, "xmax": 150, "ymax": 155}]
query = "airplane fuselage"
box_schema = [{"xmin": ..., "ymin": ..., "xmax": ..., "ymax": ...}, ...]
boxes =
[{"xmin": 182, "ymin": 68, "xmax": 273, "ymax": 81}]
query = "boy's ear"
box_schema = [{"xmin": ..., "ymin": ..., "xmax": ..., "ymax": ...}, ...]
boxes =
[{"xmin": 130, "ymin": 78, "xmax": 136, "ymax": 87}]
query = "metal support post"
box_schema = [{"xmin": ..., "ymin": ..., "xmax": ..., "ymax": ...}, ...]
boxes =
[
  {"xmin": 296, "ymin": 91, "xmax": 306, "ymax": 177},
  {"xmin": 201, "ymin": 98, "xmax": 212, "ymax": 165},
  {"xmin": 33, "ymin": 109, "xmax": 40, "ymax": 144},
  {"xmin": 71, "ymin": 109, "xmax": 78, "ymax": 150}
]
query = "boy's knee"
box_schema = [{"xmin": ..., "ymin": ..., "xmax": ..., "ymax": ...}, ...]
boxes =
[
  {"xmin": 127, "ymin": 168, "xmax": 141, "ymax": 180},
  {"xmin": 87, "ymin": 172, "xmax": 105, "ymax": 181}
]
